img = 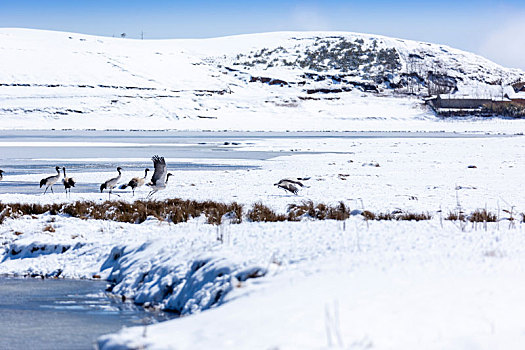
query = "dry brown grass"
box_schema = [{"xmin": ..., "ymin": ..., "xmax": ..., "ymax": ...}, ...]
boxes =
[
  {"xmin": 0, "ymin": 199, "xmax": 243, "ymax": 225},
  {"xmin": 247, "ymin": 202, "xmax": 287, "ymax": 222},
  {"xmin": 469, "ymin": 209, "xmax": 497, "ymax": 223},
  {"xmin": 7, "ymin": 200, "xmax": 514, "ymax": 226},
  {"xmin": 446, "ymin": 211, "xmax": 466, "ymax": 221},
  {"xmin": 361, "ymin": 210, "xmax": 431, "ymax": 221},
  {"xmin": 397, "ymin": 212, "xmax": 432, "ymax": 221},
  {"xmin": 287, "ymin": 201, "xmax": 350, "ymax": 221},
  {"xmin": 43, "ymin": 225, "xmax": 55, "ymax": 233},
  {"xmin": 446, "ymin": 209, "xmax": 497, "ymax": 222}
]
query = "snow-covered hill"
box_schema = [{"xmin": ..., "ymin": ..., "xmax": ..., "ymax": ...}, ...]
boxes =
[{"xmin": 1, "ymin": 28, "xmax": 524, "ymax": 130}]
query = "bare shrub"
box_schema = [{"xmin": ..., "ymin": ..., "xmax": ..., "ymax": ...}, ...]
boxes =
[
  {"xmin": 469, "ymin": 209, "xmax": 497, "ymax": 223},
  {"xmin": 327, "ymin": 202, "xmax": 350, "ymax": 220},
  {"xmin": 247, "ymin": 202, "xmax": 287, "ymax": 222},
  {"xmin": 361, "ymin": 210, "xmax": 376, "ymax": 220},
  {"xmin": 376, "ymin": 212, "xmax": 395, "ymax": 220},
  {"xmin": 288, "ymin": 201, "xmax": 350, "ymax": 221},
  {"xmin": 446, "ymin": 209, "xmax": 497, "ymax": 222},
  {"xmin": 362, "ymin": 210, "xmax": 431, "ymax": 221},
  {"xmin": 0, "ymin": 199, "xmax": 243, "ymax": 225},
  {"xmin": 446, "ymin": 211, "xmax": 466, "ymax": 221},
  {"xmin": 396, "ymin": 212, "xmax": 432, "ymax": 221},
  {"xmin": 482, "ymin": 102, "xmax": 525, "ymax": 118}
]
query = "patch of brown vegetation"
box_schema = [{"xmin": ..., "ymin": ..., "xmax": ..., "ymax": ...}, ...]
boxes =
[
  {"xmin": 43, "ymin": 225, "xmax": 55, "ymax": 233},
  {"xmin": 287, "ymin": 201, "xmax": 350, "ymax": 221},
  {"xmin": 247, "ymin": 202, "xmax": 287, "ymax": 222},
  {"xmin": 446, "ymin": 209, "xmax": 497, "ymax": 222},
  {"xmin": 0, "ymin": 199, "xmax": 243, "ymax": 225},
  {"xmin": 361, "ymin": 210, "xmax": 431, "ymax": 221},
  {"xmin": 6, "ymin": 200, "xmax": 505, "ymax": 226},
  {"xmin": 446, "ymin": 211, "xmax": 466, "ymax": 221},
  {"xmin": 469, "ymin": 209, "xmax": 497, "ymax": 223}
]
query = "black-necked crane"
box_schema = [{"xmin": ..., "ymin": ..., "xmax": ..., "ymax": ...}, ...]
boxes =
[
  {"xmin": 0, "ymin": 169, "xmax": 3, "ymax": 181},
  {"xmin": 146, "ymin": 156, "xmax": 173, "ymax": 198},
  {"xmin": 274, "ymin": 178, "xmax": 309, "ymax": 195},
  {"xmin": 40, "ymin": 166, "xmax": 61, "ymax": 194},
  {"xmin": 62, "ymin": 167, "xmax": 76, "ymax": 197},
  {"xmin": 120, "ymin": 168, "xmax": 149, "ymax": 196},
  {"xmin": 100, "ymin": 167, "xmax": 122, "ymax": 199}
]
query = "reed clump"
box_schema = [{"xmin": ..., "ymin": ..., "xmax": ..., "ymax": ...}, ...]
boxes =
[
  {"xmin": 1, "ymin": 200, "xmax": 511, "ymax": 226},
  {"xmin": 247, "ymin": 202, "xmax": 287, "ymax": 222},
  {"xmin": 446, "ymin": 209, "xmax": 497, "ymax": 222},
  {"xmin": 468, "ymin": 209, "xmax": 497, "ymax": 223},
  {"xmin": 0, "ymin": 199, "xmax": 243, "ymax": 225},
  {"xmin": 287, "ymin": 201, "xmax": 350, "ymax": 221},
  {"xmin": 361, "ymin": 210, "xmax": 431, "ymax": 221}
]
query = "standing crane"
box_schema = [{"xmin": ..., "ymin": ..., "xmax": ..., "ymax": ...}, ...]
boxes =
[
  {"xmin": 40, "ymin": 166, "xmax": 61, "ymax": 194},
  {"xmin": 100, "ymin": 167, "xmax": 122, "ymax": 199},
  {"xmin": 120, "ymin": 168, "xmax": 149, "ymax": 196},
  {"xmin": 62, "ymin": 167, "xmax": 76, "ymax": 197}
]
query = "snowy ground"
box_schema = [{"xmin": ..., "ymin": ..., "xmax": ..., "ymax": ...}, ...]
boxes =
[
  {"xmin": 1, "ymin": 131, "xmax": 525, "ymax": 349},
  {"xmin": 1, "ymin": 132, "xmax": 524, "ymax": 214},
  {"xmin": 1, "ymin": 28, "xmax": 525, "ymax": 133},
  {"xmin": 2, "ymin": 212, "xmax": 525, "ymax": 349}
]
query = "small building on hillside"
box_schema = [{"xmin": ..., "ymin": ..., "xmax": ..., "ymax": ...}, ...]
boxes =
[
  {"xmin": 505, "ymin": 83, "xmax": 525, "ymax": 106},
  {"xmin": 427, "ymin": 80, "xmax": 525, "ymax": 117},
  {"xmin": 427, "ymin": 95, "xmax": 495, "ymax": 116},
  {"xmin": 429, "ymin": 96, "xmax": 493, "ymax": 109},
  {"xmin": 512, "ymin": 82, "xmax": 525, "ymax": 93}
]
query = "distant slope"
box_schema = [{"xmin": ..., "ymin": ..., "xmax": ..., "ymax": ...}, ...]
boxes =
[
  {"xmin": 193, "ymin": 31, "xmax": 525, "ymax": 97},
  {"xmin": 0, "ymin": 28, "xmax": 524, "ymax": 131}
]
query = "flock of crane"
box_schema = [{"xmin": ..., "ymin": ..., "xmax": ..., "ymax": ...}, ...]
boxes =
[
  {"xmin": 0, "ymin": 155, "xmax": 310, "ymax": 198},
  {"xmin": 0, "ymin": 155, "xmax": 173, "ymax": 199}
]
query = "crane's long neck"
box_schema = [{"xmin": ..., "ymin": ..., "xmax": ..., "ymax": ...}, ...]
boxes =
[
  {"xmin": 144, "ymin": 169, "xmax": 148, "ymax": 179},
  {"xmin": 116, "ymin": 169, "xmax": 122, "ymax": 180},
  {"xmin": 62, "ymin": 168, "xmax": 67, "ymax": 177}
]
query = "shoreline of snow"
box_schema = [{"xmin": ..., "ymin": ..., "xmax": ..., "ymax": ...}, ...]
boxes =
[
  {"xmin": 2, "ymin": 211, "xmax": 525, "ymax": 349},
  {"xmin": 1, "ymin": 133, "xmax": 525, "ymax": 214}
]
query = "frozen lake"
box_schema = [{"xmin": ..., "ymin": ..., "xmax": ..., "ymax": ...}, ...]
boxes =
[
  {"xmin": 0, "ymin": 277, "xmax": 175, "ymax": 350},
  {"xmin": 0, "ymin": 130, "xmax": 270, "ymax": 194},
  {"xmin": 0, "ymin": 129, "xmax": 509, "ymax": 196}
]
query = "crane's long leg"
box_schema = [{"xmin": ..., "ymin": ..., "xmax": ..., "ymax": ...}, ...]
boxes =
[
  {"xmin": 50, "ymin": 186, "xmax": 54, "ymax": 194},
  {"xmin": 43, "ymin": 186, "xmax": 48, "ymax": 194}
]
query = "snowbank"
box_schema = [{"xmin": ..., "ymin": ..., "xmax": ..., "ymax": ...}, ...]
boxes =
[{"xmin": 2, "ymin": 211, "xmax": 525, "ymax": 349}]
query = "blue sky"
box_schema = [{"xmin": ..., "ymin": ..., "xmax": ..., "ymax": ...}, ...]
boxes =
[{"xmin": 1, "ymin": 0, "xmax": 524, "ymax": 69}]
